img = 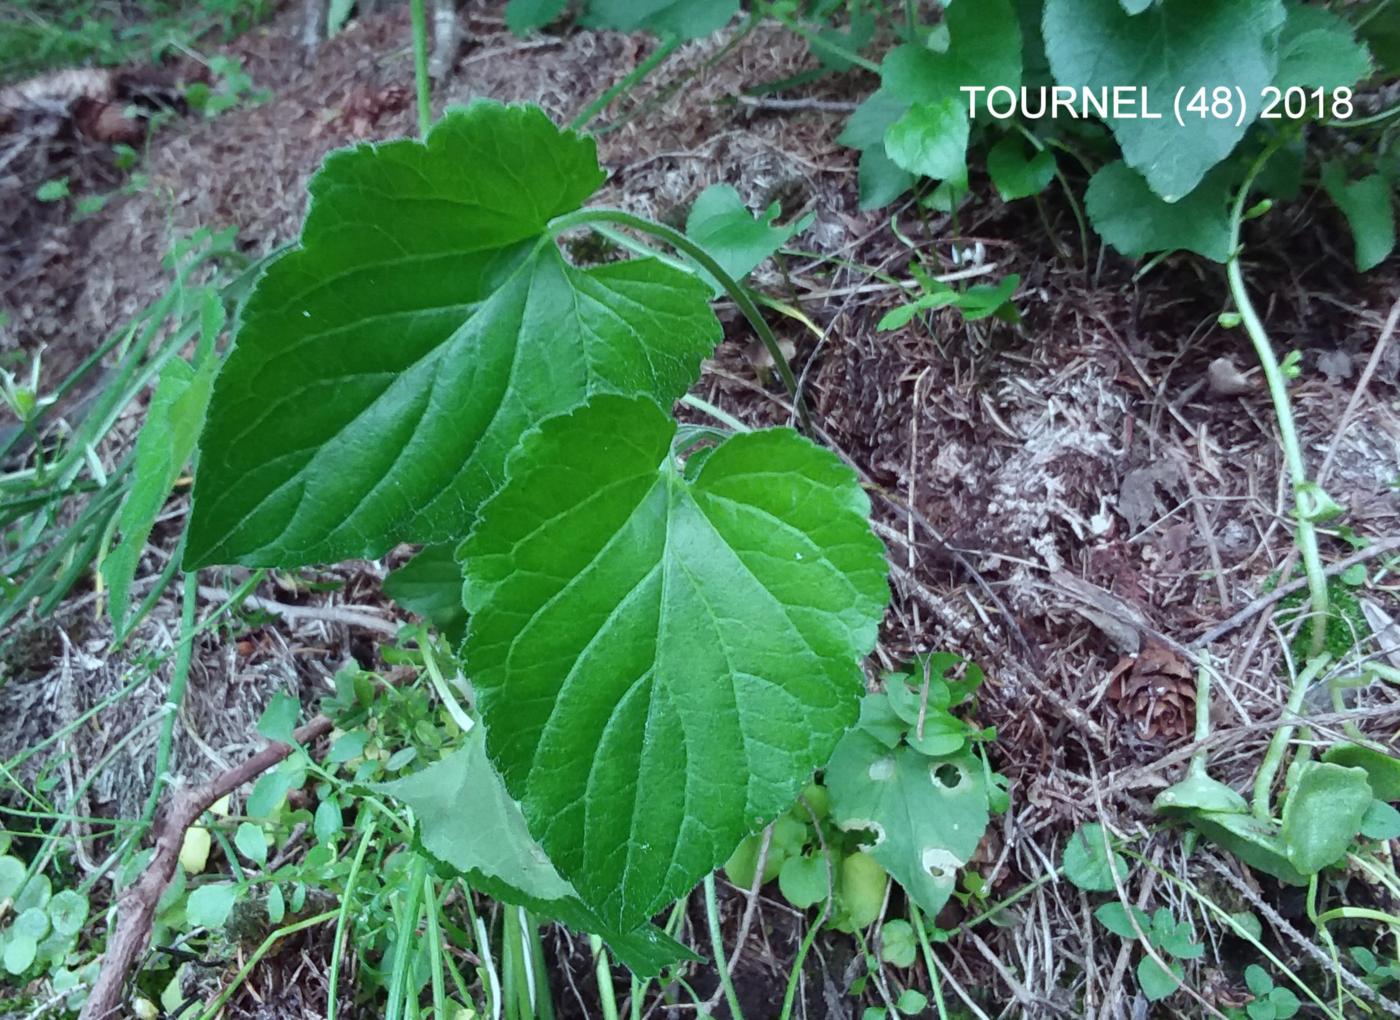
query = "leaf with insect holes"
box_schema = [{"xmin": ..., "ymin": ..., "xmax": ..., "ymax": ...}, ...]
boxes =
[
  {"xmin": 684, "ymin": 184, "xmax": 813, "ymax": 296},
  {"xmin": 460, "ymin": 395, "xmax": 888, "ymax": 930},
  {"xmin": 187, "ymin": 101, "xmax": 719, "ymax": 569},
  {"xmin": 380, "ymin": 730, "xmax": 696, "ymax": 975},
  {"xmin": 1044, "ymin": 0, "xmax": 1287, "ymax": 201},
  {"xmin": 1280, "ymin": 761, "xmax": 1373, "ymax": 874},
  {"xmin": 866, "ymin": 0, "xmax": 1021, "ymax": 186},
  {"xmin": 1086, "ymin": 161, "xmax": 1232, "ymax": 261},
  {"xmin": 825, "ymin": 718, "xmax": 988, "ymax": 919},
  {"xmin": 1321, "ymin": 163, "xmax": 1396, "ymax": 272}
]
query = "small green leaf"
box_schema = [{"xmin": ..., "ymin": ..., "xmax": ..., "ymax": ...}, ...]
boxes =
[
  {"xmin": 379, "ymin": 734, "xmax": 694, "ymax": 976},
  {"xmin": 1063, "ymin": 823, "xmax": 1129, "ymax": 892},
  {"xmin": 187, "ymin": 884, "xmax": 238, "ymax": 929},
  {"xmin": 1086, "ymin": 161, "xmax": 1231, "ymax": 261},
  {"xmin": 103, "ymin": 349, "xmax": 218, "ymax": 632},
  {"xmin": 826, "ymin": 720, "xmax": 987, "ymax": 918},
  {"xmin": 383, "ymin": 544, "xmax": 468, "ymax": 641},
  {"xmin": 266, "ymin": 884, "xmax": 285, "ymax": 924},
  {"xmin": 234, "ymin": 822, "xmax": 268, "ymax": 867},
  {"xmin": 187, "ymin": 101, "xmax": 719, "ymax": 569},
  {"xmin": 858, "ymin": 147, "xmax": 915, "ymax": 210},
  {"xmin": 0, "ymin": 856, "xmax": 24, "ymax": 899},
  {"xmin": 463, "ymin": 395, "xmax": 888, "ymax": 929},
  {"xmin": 1188, "ymin": 810, "xmax": 1306, "ymax": 885},
  {"xmin": 47, "ymin": 890, "xmax": 88, "ymax": 937},
  {"xmin": 1269, "ymin": 987, "xmax": 1300, "ymax": 1018},
  {"xmin": 13, "ymin": 907, "xmax": 49, "ymax": 940},
  {"xmin": 3, "ymin": 933, "xmax": 36, "ymax": 975},
  {"xmin": 1321, "ymin": 743, "xmax": 1400, "ymax": 801},
  {"xmin": 878, "ymin": 1, "xmax": 1021, "ymax": 183},
  {"xmin": 1245, "ymin": 964, "xmax": 1272, "ymax": 997},
  {"xmin": 1321, "ymin": 163, "xmax": 1397, "ymax": 272},
  {"xmin": 246, "ymin": 766, "xmax": 295, "ymax": 818},
  {"xmin": 35, "ymin": 177, "xmax": 69, "ymax": 202},
  {"xmin": 1044, "ymin": 0, "xmax": 1286, "ymax": 201},
  {"xmin": 1137, "ymin": 954, "xmax": 1184, "ymax": 1001},
  {"xmin": 1360, "ymin": 799, "xmax": 1400, "ymax": 840},
  {"xmin": 256, "ymin": 692, "xmax": 300, "ymax": 745},
  {"xmin": 684, "ymin": 184, "xmax": 812, "ymax": 295},
  {"xmin": 1274, "ymin": 3, "xmax": 1373, "ymax": 91},
  {"xmin": 895, "ymin": 989, "xmax": 928, "ymax": 1013},
  {"xmin": 314, "ymin": 796, "xmax": 343, "ymax": 845},
  {"xmin": 1280, "ymin": 761, "xmax": 1373, "ymax": 875},
  {"xmin": 879, "ymin": 919, "xmax": 917, "ymax": 968},
  {"xmin": 885, "ymin": 97, "xmax": 969, "ymax": 184},
  {"xmin": 987, "ymin": 135, "xmax": 1056, "ymax": 201},
  {"xmin": 778, "ymin": 853, "xmax": 829, "ymax": 910},
  {"xmin": 1094, "ymin": 901, "xmax": 1149, "ymax": 939},
  {"xmin": 1155, "ymin": 772, "xmax": 1250, "ymax": 815}
]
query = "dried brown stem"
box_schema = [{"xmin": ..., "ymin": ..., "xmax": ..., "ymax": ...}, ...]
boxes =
[{"xmin": 80, "ymin": 715, "xmax": 334, "ymax": 1020}]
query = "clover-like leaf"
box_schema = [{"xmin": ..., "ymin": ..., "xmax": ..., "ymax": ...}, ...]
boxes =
[
  {"xmin": 1044, "ymin": 0, "xmax": 1286, "ymax": 201},
  {"xmin": 380, "ymin": 733, "xmax": 691, "ymax": 975},
  {"xmin": 1063, "ymin": 823, "xmax": 1129, "ymax": 892},
  {"xmin": 188, "ymin": 101, "xmax": 719, "ymax": 568},
  {"xmin": 825, "ymin": 729, "xmax": 987, "ymax": 919},
  {"xmin": 461, "ymin": 395, "xmax": 888, "ymax": 930}
]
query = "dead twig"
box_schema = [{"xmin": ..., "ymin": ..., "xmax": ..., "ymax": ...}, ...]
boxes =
[
  {"xmin": 80, "ymin": 714, "xmax": 334, "ymax": 1020},
  {"xmin": 197, "ymin": 586, "xmax": 399, "ymax": 636},
  {"xmin": 1191, "ymin": 536, "xmax": 1400, "ymax": 646}
]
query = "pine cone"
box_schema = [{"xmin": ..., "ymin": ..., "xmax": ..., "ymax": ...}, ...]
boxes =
[{"xmin": 1106, "ymin": 641, "xmax": 1195, "ymax": 740}]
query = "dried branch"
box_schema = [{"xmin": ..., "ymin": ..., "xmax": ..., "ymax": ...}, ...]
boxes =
[{"xmin": 80, "ymin": 715, "xmax": 334, "ymax": 1020}]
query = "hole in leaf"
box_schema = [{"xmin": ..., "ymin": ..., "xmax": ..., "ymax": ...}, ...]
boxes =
[
  {"xmin": 932, "ymin": 763, "xmax": 965, "ymax": 789},
  {"xmin": 921, "ymin": 847, "xmax": 963, "ymax": 882},
  {"xmin": 840, "ymin": 819, "xmax": 887, "ymax": 850}
]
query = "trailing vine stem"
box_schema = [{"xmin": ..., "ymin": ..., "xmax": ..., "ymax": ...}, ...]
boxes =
[
  {"xmin": 1226, "ymin": 141, "xmax": 1329, "ymax": 658},
  {"xmin": 1251, "ymin": 652, "xmax": 1332, "ymax": 822},
  {"xmin": 550, "ymin": 207, "xmax": 812, "ymax": 432}
]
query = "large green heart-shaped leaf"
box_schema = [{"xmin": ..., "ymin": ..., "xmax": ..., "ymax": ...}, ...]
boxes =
[
  {"xmin": 1280, "ymin": 761, "xmax": 1372, "ymax": 875},
  {"xmin": 461, "ymin": 395, "xmax": 889, "ymax": 929},
  {"xmin": 187, "ymin": 101, "xmax": 720, "ymax": 568},
  {"xmin": 1044, "ymin": 0, "xmax": 1286, "ymax": 201},
  {"xmin": 379, "ymin": 734, "xmax": 694, "ymax": 976}
]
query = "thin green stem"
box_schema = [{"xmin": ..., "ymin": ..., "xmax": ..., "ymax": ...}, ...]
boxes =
[
  {"xmin": 386, "ymin": 855, "xmax": 429, "ymax": 1020},
  {"xmin": 550, "ymin": 207, "xmax": 810, "ymax": 431},
  {"xmin": 759, "ymin": 3, "xmax": 880, "ymax": 73},
  {"xmin": 590, "ymin": 934, "xmax": 621, "ymax": 1020},
  {"xmin": 1227, "ymin": 143, "xmax": 1329, "ymax": 656},
  {"xmin": 422, "ymin": 873, "xmax": 447, "ymax": 1019},
  {"xmin": 704, "ymin": 873, "xmax": 746, "ymax": 1020},
  {"xmin": 194, "ymin": 911, "xmax": 339, "ymax": 1020},
  {"xmin": 408, "ymin": 0, "xmax": 431, "ymax": 138},
  {"xmin": 1252, "ymin": 653, "xmax": 1332, "ymax": 821},
  {"xmin": 909, "ymin": 907, "xmax": 951, "ymax": 1020},
  {"xmin": 137, "ymin": 570, "xmax": 198, "ymax": 830},
  {"xmin": 326, "ymin": 821, "xmax": 375, "ymax": 1020},
  {"xmin": 1190, "ymin": 654, "xmax": 1213, "ymax": 778},
  {"xmin": 570, "ymin": 35, "xmax": 681, "ymax": 132}
]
